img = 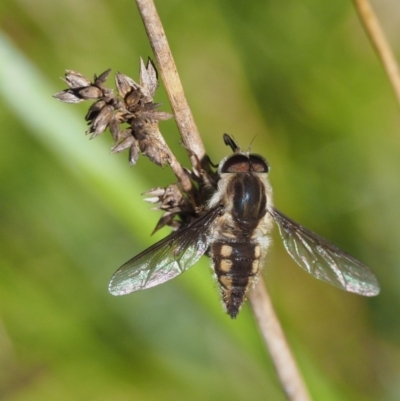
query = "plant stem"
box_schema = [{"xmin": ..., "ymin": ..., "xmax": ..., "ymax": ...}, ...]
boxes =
[
  {"xmin": 134, "ymin": 0, "xmax": 311, "ymax": 400},
  {"xmin": 249, "ymin": 277, "xmax": 311, "ymax": 401},
  {"xmin": 352, "ymin": 0, "xmax": 400, "ymax": 109},
  {"xmin": 135, "ymin": 0, "xmax": 206, "ymax": 167}
]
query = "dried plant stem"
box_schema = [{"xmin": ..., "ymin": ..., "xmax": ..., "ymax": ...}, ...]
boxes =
[
  {"xmin": 249, "ymin": 277, "xmax": 311, "ymax": 401},
  {"xmin": 352, "ymin": 0, "xmax": 400, "ymax": 108},
  {"xmin": 135, "ymin": 0, "xmax": 206, "ymax": 167},
  {"xmin": 135, "ymin": 0, "xmax": 311, "ymax": 400}
]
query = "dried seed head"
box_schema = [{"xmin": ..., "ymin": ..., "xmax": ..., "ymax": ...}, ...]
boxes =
[
  {"xmin": 137, "ymin": 123, "xmax": 170, "ymax": 166},
  {"xmin": 64, "ymin": 70, "xmax": 92, "ymax": 89},
  {"xmin": 124, "ymin": 89, "xmax": 142, "ymax": 109},
  {"xmin": 78, "ymin": 86, "xmax": 103, "ymax": 100},
  {"xmin": 54, "ymin": 69, "xmax": 111, "ymax": 103},
  {"xmin": 94, "ymin": 69, "xmax": 111, "ymax": 87},
  {"xmin": 85, "ymin": 100, "xmax": 107, "ymax": 121},
  {"xmin": 143, "ymin": 187, "xmax": 167, "ymax": 198},
  {"xmin": 115, "ymin": 72, "xmax": 138, "ymax": 99},
  {"xmin": 112, "ymin": 133, "xmax": 136, "ymax": 153},
  {"xmin": 117, "ymin": 127, "xmax": 134, "ymax": 141},
  {"xmin": 54, "ymin": 60, "xmax": 196, "ymax": 233},
  {"xmin": 139, "ymin": 58, "xmax": 158, "ymax": 98},
  {"xmin": 143, "ymin": 184, "xmax": 195, "ymax": 233},
  {"xmin": 151, "ymin": 212, "xmax": 181, "ymax": 233},
  {"xmin": 87, "ymin": 104, "xmax": 114, "ymax": 138},
  {"xmin": 53, "ymin": 90, "xmax": 84, "ymax": 104},
  {"xmin": 128, "ymin": 139, "xmax": 140, "ymax": 165},
  {"xmin": 54, "ymin": 62, "xmax": 175, "ymax": 170},
  {"xmin": 109, "ymin": 118, "xmax": 120, "ymax": 142}
]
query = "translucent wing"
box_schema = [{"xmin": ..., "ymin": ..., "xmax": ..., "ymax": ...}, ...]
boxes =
[
  {"xmin": 269, "ymin": 208, "xmax": 380, "ymax": 296},
  {"xmin": 109, "ymin": 206, "xmax": 222, "ymax": 296}
]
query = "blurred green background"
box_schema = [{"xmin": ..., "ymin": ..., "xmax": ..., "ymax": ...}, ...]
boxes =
[{"xmin": 1, "ymin": 0, "xmax": 400, "ymax": 400}]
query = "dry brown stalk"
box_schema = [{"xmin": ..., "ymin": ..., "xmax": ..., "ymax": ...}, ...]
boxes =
[
  {"xmin": 134, "ymin": 0, "xmax": 312, "ymax": 400},
  {"xmin": 136, "ymin": 0, "xmax": 206, "ymax": 169},
  {"xmin": 249, "ymin": 277, "xmax": 312, "ymax": 401},
  {"xmin": 352, "ymin": 0, "xmax": 400, "ymax": 109}
]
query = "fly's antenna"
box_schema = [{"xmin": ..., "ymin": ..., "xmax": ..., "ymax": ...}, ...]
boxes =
[
  {"xmin": 247, "ymin": 134, "xmax": 258, "ymax": 152},
  {"xmin": 223, "ymin": 133, "xmax": 240, "ymax": 153}
]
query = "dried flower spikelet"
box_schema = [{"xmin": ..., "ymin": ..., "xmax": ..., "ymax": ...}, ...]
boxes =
[
  {"xmin": 143, "ymin": 184, "xmax": 193, "ymax": 233},
  {"xmin": 111, "ymin": 128, "xmax": 141, "ymax": 166},
  {"xmin": 53, "ymin": 69, "xmax": 111, "ymax": 104},
  {"xmin": 54, "ymin": 69, "xmax": 115, "ymax": 138},
  {"xmin": 94, "ymin": 69, "xmax": 112, "ymax": 88},
  {"xmin": 139, "ymin": 58, "xmax": 158, "ymax": 99},
  {"xmin": 115, "ymin": 72, "xmax": 138, "ymax": 99},
  {"xmin": 135, "ymin": 123, "xmax": 170, "ymax": 166},
  {"xmin": 87, "ymin": 104, "xmax": 114, "ymax": 138},
  {"xmin": 112, "ymin": 62, "xmax": 172, "ymax": 166},
  {"xmin": 64, "ymin": 70, "xmax": 92, "ymax": 88},
  {"xmin": 54, "ymin": 61, "xmax": 173, "ymax": 166},
  {"xmin": 144, "ymin": 184, "xmax": 184, "ymax": 210},
  {"xmin": 53, "ymin": 62, "xmax": 197, "ymax": 235}
]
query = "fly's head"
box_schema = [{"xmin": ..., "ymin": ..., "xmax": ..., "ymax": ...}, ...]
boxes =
[
  {"xmin": 206, "ymin": 134, "xmax": 273, "ymax": 215},
  {"xmin": 146, "ymin": 134, "xmax": 271, "ymax": 233},
  {"xmin": 219, "ymin": 134, "xmax": 270, "ymax": 175}
]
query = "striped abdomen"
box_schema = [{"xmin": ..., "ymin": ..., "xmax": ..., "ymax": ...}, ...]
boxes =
[{"xmin": 211, "ymin": 240, "xmax": 262, "ymax": 318}]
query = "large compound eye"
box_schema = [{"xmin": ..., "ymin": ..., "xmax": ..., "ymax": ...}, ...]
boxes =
[
  {"xmin": 220, "ymin": 154, "xmax": 269, "ymax": 173},
  {"xmin": 249, "ymin": 154, "xmax": 269, "ymax": 172},
  {"xmin": 220, "ymin": 155, "xmax": 251, "ymax": 173}
]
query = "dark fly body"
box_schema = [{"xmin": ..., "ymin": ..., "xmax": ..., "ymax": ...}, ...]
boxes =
[{"xmin": 109, "ymin": 135, "xmax": 380, "ymax": 318}]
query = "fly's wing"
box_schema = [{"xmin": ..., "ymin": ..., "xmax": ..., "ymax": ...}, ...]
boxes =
[
  {"xmin": 109, "ymin": 206, "xmax": 222, "ymax": 296},
  {"xmin": 269, "ymin": 208, "xmax": 380, "ymax": 296}
]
